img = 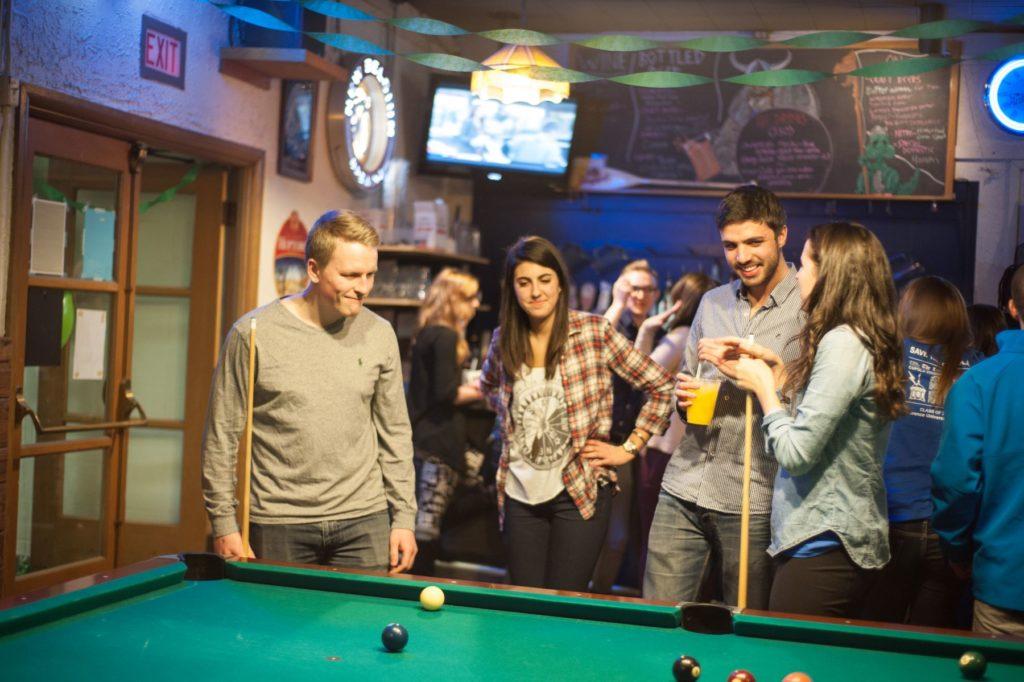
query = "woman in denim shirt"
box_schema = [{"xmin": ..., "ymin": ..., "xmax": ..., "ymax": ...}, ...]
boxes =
[{"xmin": 703, "ymin": 222, "xmax": 905, "ymax": 618}]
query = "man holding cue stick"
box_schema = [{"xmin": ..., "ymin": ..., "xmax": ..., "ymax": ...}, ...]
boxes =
[
  {"xmin": 201, "ymin": 210, "xmax": 417, "ymax": 573},
  {"xmin": 644, "ymin": 186, "xmax": 803, "ymax": 609}
]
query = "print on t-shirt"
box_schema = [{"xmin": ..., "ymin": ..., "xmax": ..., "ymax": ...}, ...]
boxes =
[{"xmin": 512, "ymin": 379, "xmax": 570, "ymax": 470}]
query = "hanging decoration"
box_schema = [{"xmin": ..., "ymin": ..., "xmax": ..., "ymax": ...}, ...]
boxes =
[{"xmin": 204, "ymin": 2, "xmax": 1024, "ymax": 88}]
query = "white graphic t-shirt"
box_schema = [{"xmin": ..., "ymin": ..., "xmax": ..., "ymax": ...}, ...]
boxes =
[{"xmin": 506, "ymin": 366, "xmax": 571, "ymax": 505}]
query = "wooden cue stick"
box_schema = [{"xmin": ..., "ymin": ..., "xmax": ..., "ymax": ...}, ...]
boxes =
[
  {"xmin": 738, "ymin": 334, "xmax": 755, "ymax": 611},
  {"xmin": 239, "ymin": 318, "xmax": 257, "ymax": 555}
]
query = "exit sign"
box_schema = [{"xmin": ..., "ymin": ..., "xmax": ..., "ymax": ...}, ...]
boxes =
[{"xmin": 140, "ymin": 15, "xmax": 187, "ymax": 89}]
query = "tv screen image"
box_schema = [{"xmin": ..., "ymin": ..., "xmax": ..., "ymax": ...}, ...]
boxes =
[{"xmin": 424, "ymin": 85, "xmax": 577, "ymax": 176}]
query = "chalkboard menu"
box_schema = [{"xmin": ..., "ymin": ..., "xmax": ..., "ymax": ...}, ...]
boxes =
[{"xmin": 570, "ymin": 43, "xmax": 959, "ymax": 199}]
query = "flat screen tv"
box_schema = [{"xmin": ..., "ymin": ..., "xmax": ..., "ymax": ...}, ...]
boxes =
[{"xmin": 421, "ymin": 79, "xmax": 578, "ymax": 178}]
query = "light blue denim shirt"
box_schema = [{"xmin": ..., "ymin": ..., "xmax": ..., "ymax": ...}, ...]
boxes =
[{"xmin": 762, "ymin": 325, "xmax": 893, "ymax": 569}]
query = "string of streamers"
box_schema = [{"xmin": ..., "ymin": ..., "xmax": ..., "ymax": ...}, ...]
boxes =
[
  {"xmin": 207, "ymin": 1, "xmax": 1024, "ymax": 87},
  {"xmin": 34, "ymin": 164, "xmax": 203, "ymax": 215}
]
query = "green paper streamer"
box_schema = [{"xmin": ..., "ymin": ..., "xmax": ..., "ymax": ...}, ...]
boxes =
[
  {"xmin": 404, "ymin": 53, "xmax": 486, "ymax": 72},
  {"xmin": 978, "ymin": 42, "xmax": 1024, "ymax": 63},
  {"xmin": 307, "ymin": 32, "xmax": 392, "ymax": 55},
  {"xmin": 61, "ymin": 292, "xmax": 75, "ymax": 349},
  {"xmin": 677, "ymin": 36, "xmax": 767, "ymax": 52},
  {"xmin": 724, "ymin": 69, "xmax": 828, "ymax": 87},
  {"xmin": 608, "ymin": 71, "xmax": 713, "ymax": 88},
  {"xmin": 33, "ymin": 179, "xmax": 86, "ymax": 212},
  {"xmin": 890, "ymin": 19, "xmax": 988, "ymax": 39},
  {"xmin": 506, "ymin": 66, "xmax": 600, "ymax": 83},
  {"xmin": 575, "ymin": 35, "xmax": 662, "ymax": 52},
  {"xmin": 388, "ymin": 17, "xmax": 467, "ymax": 36},
  {"xmin": 780, "ymin": 31, "xmax": 876, "ymax": 49},
  {"xmin": 211, "ymin": 3, "xmax": 298, "ymax": 32},
  {"xmin": 476, "ymin": 28, "xmax": 561, "ymax": 47},
  {"xmin": 140, "ymin": 164, "xmax": 202, "ymax": 214},
  {"xmin": 298, "ymin": 0, "xmax": 376, "ymax": 22},
  {"xmin": 847, "ymin": 56, "xmax": 954, "ymax": 79}
]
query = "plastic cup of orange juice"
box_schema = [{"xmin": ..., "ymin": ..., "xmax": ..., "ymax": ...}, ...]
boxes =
[{"xmin": 686, "ymin": 379, "xmax": 721, "ymax": 426}]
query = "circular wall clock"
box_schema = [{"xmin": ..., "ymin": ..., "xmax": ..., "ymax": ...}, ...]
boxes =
[
  {"xmin": 985, "ymin": 57, "xmax": 1024, "ymax": 135},
  {"xmin": 326, "ymin": 56, "xmax": 398, "ymax": 192}
]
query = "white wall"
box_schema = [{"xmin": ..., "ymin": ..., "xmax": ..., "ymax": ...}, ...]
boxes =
[
  {"xmin": 7, "ymin": 0, "xmax": 472, "ymax": 309},
  {"xmin": 953, "ymin": 35, "xmax": 1024, "ymax": 305}
]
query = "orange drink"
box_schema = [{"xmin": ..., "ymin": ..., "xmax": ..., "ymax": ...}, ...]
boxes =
[{"xmin": 686, "ymin": 379, "xmax": 721, "ymax": 426}]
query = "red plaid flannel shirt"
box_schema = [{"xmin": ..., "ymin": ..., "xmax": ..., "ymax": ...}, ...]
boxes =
[{"xmin": 481, "ymin": 311, "xmax": 674, "ymax": 522}]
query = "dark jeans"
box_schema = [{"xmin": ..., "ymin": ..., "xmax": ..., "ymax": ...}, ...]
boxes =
[
  {"xmin": 643, "ymin": 491, "xmax": 773, "ymax": 609},
  {"xmin": 505, "ymin": 487, "xmax": 613, "ymax": 592},
  {"xmin": 860, "ymin": 520, "xmax": 963, "ymax": 627},
  {"xmin": 250, "ymin": 510, "xmax": 390, "ymax": 570},
  {"xmin": 770, "ymin": 546, "xmax": 875, "ymax": 618},
  {"xmin": 637, "ymin": 448, "xmax": 673, "ymax": 578},
  {"xmin": 591, "ymin": 459, "xmax": 635, "ymax": 593}
]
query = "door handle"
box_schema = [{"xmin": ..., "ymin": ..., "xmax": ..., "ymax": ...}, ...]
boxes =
[{"xmin": 15, "ymin": 379, "xmax": 149, "ymax": 435}]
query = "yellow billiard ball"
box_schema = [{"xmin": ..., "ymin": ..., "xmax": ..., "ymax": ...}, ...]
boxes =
[{"xmin": 419, "ymin": 585, "xmax": 445, "ymax": 611}]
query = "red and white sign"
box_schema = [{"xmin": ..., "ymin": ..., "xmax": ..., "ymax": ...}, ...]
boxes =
[
  {"xmin": 140, "ymin": 16, "xmax": 187, "ymax": 89},
  {"xmin": 274, "ymin": 211, "xmax": 309, "ymax": 297}
]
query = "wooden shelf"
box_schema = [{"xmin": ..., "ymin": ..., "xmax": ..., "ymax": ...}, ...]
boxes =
[
  {"xmin": 366, "ymin": 298, "xmax": 423, "ymax": 308},
  {"xmin": 377, "ymin": 245, "xmax": 489, "ymax": 266},
  {"xmin": 367, "ymin": 298, "xmax": 491, "ymax": 312},
  {"xmin": 219, "ymin": 47, "xmax": 347, "ymax": 90}
]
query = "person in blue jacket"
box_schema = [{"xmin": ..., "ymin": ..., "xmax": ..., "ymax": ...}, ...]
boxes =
[{"xmin": 931, "ymin": 265, "xmax": 1024, "ymax": 637}]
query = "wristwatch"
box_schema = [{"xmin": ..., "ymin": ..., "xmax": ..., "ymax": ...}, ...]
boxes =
[{"xmin": 621, "ymin": 439, "xmax": 640, "ymax": 457}]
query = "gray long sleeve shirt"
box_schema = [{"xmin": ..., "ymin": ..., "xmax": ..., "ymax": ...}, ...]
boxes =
[{"xmin": 201, "ymin": 300, "xmax": 416, "ymax": 537}]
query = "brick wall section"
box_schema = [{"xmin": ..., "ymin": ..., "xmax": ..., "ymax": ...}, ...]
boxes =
[{"xmin": 0, "ymin": 336, "xmax": 10, "ymax": 585}]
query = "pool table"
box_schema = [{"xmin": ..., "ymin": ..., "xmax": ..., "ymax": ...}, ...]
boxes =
[{"xmin": 2, "ymin": 553, "xmax": 1022, "ymax": 680}]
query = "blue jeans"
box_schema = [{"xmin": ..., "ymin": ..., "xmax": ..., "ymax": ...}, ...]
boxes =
[
  {"xmin": 250, "ymin": 510, "xmax": 391, "ymax": 570},
  {"xmin": 643, "ymin": 491, "xmax": 773, "ymax": 608}
]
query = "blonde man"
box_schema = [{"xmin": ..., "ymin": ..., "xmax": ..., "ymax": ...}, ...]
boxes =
[{"xmin": 201, "ymin": 210, "xmax": 417, "ymax": 573}]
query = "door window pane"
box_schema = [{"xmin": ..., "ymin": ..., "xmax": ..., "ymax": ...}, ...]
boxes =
[
  {"xmin": 15, "ymin": 449, "xmax": 107, "ymax": 575},
  {"xmin": 132, "ymin": 296, "xmax": 190, "ymax": 421},
  {"xmin": 137, "ymin": 186, "xmax": 195, "ymax": 287},
  {"xmin": 125, "ymin": 429, "xmax": 183, "ymax": 525},
  {"xmin": 21, "ymin": 291, "xmax": 114, "ymax": 446},
  {"xmin": 31, "ymin": 155, "xmax": 119, "ymax": 281}
]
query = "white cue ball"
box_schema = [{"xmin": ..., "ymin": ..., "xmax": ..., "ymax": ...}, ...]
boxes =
[{"xmin": 420, "ymin": 585, "xmax": 445, "ymax": 611}]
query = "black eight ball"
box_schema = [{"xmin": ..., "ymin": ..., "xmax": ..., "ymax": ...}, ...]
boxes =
[
  {"xmin": 381, "ymin": 622, "xmax": 408, "ymax": 652},
  {"xmin": 673, "ymin": 655, "xmax": 701, "ymax": 681}
]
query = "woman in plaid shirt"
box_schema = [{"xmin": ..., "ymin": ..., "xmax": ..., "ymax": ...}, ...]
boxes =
[{"xmin": 481, "ymin": 237, "xmax": 674, "ymax": 591}]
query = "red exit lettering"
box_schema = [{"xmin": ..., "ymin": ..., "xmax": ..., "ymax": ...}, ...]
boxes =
[{"xmin": 145, "ymin": 29, "xmax": 181, "ymax": 78}]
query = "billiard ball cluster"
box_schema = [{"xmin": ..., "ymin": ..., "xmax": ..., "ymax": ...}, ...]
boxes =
[
  {"xmin": 673, "ymin": 655, "xmax": 813, "ymax": 682},
  {"xmin": 380, "ymin": 587, "xmax": 449, "ymax": 654}
]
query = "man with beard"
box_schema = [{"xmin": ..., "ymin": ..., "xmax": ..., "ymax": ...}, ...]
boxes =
[{"xmin": 643, "ymin": 186, "xmax": 804, "ymax": 608}]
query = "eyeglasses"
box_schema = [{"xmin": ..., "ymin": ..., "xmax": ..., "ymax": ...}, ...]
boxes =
[{"xmin": 630, "ymin": 286, "xmax": 659, "ymax": 295}]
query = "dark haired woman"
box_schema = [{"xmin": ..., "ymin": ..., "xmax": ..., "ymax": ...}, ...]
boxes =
[
  {"xmin": 967, "ymin": 303, "xmax": 1007, "ymax": 358},
  {"xmin": 480, "ymin": 236, "xmax": 674, "ymax": 591},
  {"xmin": 861, "ymin": 276, "xmax": 980, "ymax": 626},
  {"xmin": 634, "ymin": 272, "xmax": 717, "ymax": 571},
  {"xmin": 703, "ymin": 222, "xmax": 905, "ymax": 618}
]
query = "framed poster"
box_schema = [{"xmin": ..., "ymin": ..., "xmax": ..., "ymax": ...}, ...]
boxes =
[{"xmin": 278, "ymin": 80, "xmax": 317, "ymax": 181}]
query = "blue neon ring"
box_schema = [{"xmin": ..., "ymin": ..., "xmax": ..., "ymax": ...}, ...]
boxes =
[{"xmin": 985, "ymin": 57, "xmax": 1024, "ymax": 135}]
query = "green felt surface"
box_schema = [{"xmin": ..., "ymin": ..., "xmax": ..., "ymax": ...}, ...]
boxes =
[{"xmin": 2, "ymin": 561, "xmax": 1023, "ymax": 681}]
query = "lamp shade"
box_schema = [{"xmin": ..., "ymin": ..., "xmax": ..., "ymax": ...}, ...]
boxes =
[{"xmin": 470, "ymin": 44, "xmax": 570, "ymax": 105}]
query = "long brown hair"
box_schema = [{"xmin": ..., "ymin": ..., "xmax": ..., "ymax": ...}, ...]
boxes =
[
  {"xmin": 418, "ymin": 267, "xmax": 479, "ymax": 364},
  {"xmin": 899, "ymin": 276, "xmax": 971, "ymax": 404},
  {"xmin": 784, "ymin": 222, "xmax": 905, "ymax": 419},
  {"xmin": 668, "ymin": 272, "xmax": 717, "ymax": 330},
  {"xmin": 498, "ymin": 236, "xmax": 570, "ymax": 379}
]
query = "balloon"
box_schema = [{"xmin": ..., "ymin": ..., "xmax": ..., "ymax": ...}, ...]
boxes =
[{"xmin": 61, "ymin": 291, "xmax": 75, "ymax": 348}]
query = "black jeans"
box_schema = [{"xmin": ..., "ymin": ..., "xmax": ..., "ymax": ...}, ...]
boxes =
[
  {"xmin": 505, "ymin": 486, "xmax": 612, "ymax": 592},
  {"xmin": 770, "ymin": 546, "xmax": 875, "ymax": 618},
  {"xmin": 860, "ymin": 520, "xmax": 963, "ymax": 627}
]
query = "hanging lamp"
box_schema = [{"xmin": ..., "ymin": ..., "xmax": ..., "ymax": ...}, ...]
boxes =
[
  {"xmin": 470, "ymin": 43, "xmax": 570, "ymax": 105},
  {"xmin": 470, "ymin": 1, "xmax": 569, "ymax": 105}
]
